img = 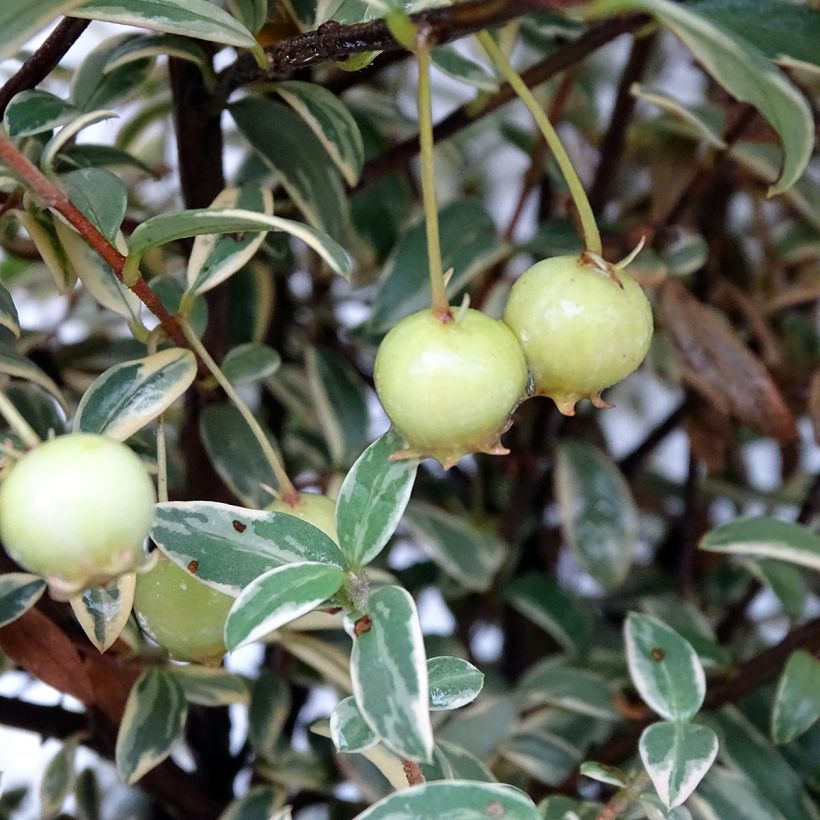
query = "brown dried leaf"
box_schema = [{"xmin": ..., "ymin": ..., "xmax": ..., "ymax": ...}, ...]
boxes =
[
  {"xmin": 660, "ymin": 279, "xmax": 798, "ymax": 443},
  {"xmin": 684, "ymin": 398, "xmax": 734, "ymax": 473},
  {"xmin": 0, "ymin": 608, "xmax": 94, "ymax": 704}
]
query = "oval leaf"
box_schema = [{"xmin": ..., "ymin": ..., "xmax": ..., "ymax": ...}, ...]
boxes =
[
  {"xmin": 0, "ymin": 283, "xmax": 20, "ymax": 338},
  {"xmin": 771, "ymin": 650, "xmax": 820, "ymax": 745},
  {"xmin": 74, "ymin": 348, "xmax": 196, "ymax": 440},
  {"xmin": 0, "ymin": 573, "xmax": 46, "ymax": 629},
  {"xmin": 103, "ymin": 32, "xmax": 208, "ymax": 73},
  {"xmin": 115, "ymin": 668, "xmax": 187, "ymax": 785},
  {"xmin": 218, "ymin": 787, "xmax": 282, "ymax": 820},
  {"xmin": 335, "ymin": 429, "xmax": 418, "ymax": 568},
  {"xmin": 225, "ymin": 561, "xmax": 345, "ymax": 650},
  {"xmin": 351, "ymin": 585, "xmax": 432, "ymax": 761},
  {"xmin": 69, "ymin": 573, "xmax": 135, "ymax": 653},
  {"xmin": 700, "ymin": 516, "xmax": 820, "ymax": 572},
  {"xmin": 4, "ymin": 89, "xmax": 80, "ymax": 138},
  {"xmin": 186, "ymin": 186, "xmax": 273, "ymax": 296},
  {"xmin": 152, "ymin": 500, "xmax": 347, "ymax": 595},
  {"xmin": 169, "ymin": 666, "xmax": 249, "ymax": 706},
  {"xmin": 625, "ymin": 612, "xmax": 706, "ymax": 721},
  {"xmin": 356, "ymin": 781, "xmax": 540, "ymax": 819},
  {"xmin": 518, "ymin": 660, "xmax": 618, "ymax": 720},
  {"xmin": 427, "ymin": 656, "xmax": 484, "ymax": 711},
  {"xmin": 555, "ymin": 439, "xmax": 638, "ymax": 589},
  {"xmin": 640, "ymin": 721, "xmax": 719, "ymax": 809},
  {"xmin": 61, "ymin": 167, "xmax": 127, "ymax": 242},
  {"xmin": 330, "ymin": 695, "xmax": 378, "ymax": 753},
  {"xmin": 248, "ymin": 674, "xmax": 291, "ymax": 756},
  {"xmin": 274, "ymin": 80, "xmax": 364, "ymax": 186},
  {"xmin": 40, "ymin": 736, "xmax": 80, "ymax": 818},
  {"xmin": 14, "ymin": 208, "xmax": 76, "ymax": 293},
  {"xmin": 222, "ymin": 343, "xmax": 281, "ymax": 385}
]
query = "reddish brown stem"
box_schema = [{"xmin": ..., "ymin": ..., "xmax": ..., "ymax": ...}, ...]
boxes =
[
  {"xmin": 0, "ymin": 135, "xmax": 189, "ymax": 349},
  {"xmin": 401, "ymin": 758, "xmax": 425, "ymax": 786}
]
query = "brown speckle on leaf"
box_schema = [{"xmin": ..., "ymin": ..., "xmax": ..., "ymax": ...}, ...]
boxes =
[
  {"xmin": 485, "ymin": 801, "xmax": 505, "ymax": 817},
  {"xmin": 232, "ymin": 520, "xmax": 247, "ymax": 533},
  {"xmin": 650, "ymin": 647, "xmax": 665, "ymax": 662},
  {"xmin": 187, "ymin": 560, "xmax": 199, "ymax": 574},
  {"xmin": 354, "ymin": 615, "xmax": 372, "ymax": 636}
]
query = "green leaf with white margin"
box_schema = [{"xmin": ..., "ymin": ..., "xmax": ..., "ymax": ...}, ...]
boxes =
[
  {"xmin": 103, "ymin": 33, "xmax": 209, "ymax": 74},
  {"xmin": 0, "ymin": 573, "xmax": 46, "ymax": 628},
  {"xmin": 404, "ymin": 502, "xmax": 505, "ymax": 593},
  {"xmin": 639, "ymin": 793, "xmax": 694, "ymax": 820},
  {"xmin": 330, "ymin": 695, "xmax": 378, "ymax": 753},
  {"xmin": 224, "ymin": 561, "xmax": 346, "ymax": 650},
  {"xmin": 700, "ymin": 516, "xmax": 820, "ymax": 572},
  {"xmin": 0, "ymin": 341, "xmax": 66, "ymax": 408},
  {"xmin": 518, "ymin": 659, "xmax": 618, "ymax": 720},
  {"xmin": 61, "ymin": 168, "xmax": 127, "ymax": 242},
  {"xmin": 306, "ymin": 345, "xmax": 368, "ymax": 468},
  {"xmin": 152, "ymin": 500, "xmax": 346, "ymax": 595},
  {"xmin": 186, "ymin": 186, "xmax": 274, "ymax": 296},
  {"xmin": 130, "ymin": 206, "xmax": 352, "ymax": 280},
  {"xmin": 437, "ymin": 740, "xmax": 496, "ymax": 783},
  {"xmin": 588, "ymin": 0, "xmax": 813, "ymax": 194},
  {"xmin": 273, "ymin": 81, "xmax": 364, "ymax": 186},
  {"xmin": 427, "ymin": 656, "xmax": 484, "ymax": 711},
  {"xmin": 0, "ymin": 0, "xmax": 86, "ymax": 61},
  {"xmin": 369, "ymin": 200, "xmax": 508, "ymax": 333},
  {"xmin": 711, "ymin": 706, "xmax": 820, "ymax": 820},
  {"xmin": 0, "ymin": 284, "xmax": 19, "ymax": 338},
  {"xmin": 625, "ymin": 612, "xmax": 705, "ymax": 721},
  {"xmin": 335, "ymin": 429, "xmax": 418, "ymax": 568},
  {"xmin": 226, "ymin": 0, "xmax": 268, "ymax": 33},
  {"xmin": 74, "ymin": 348, "xmax": 196, "ymax": 440},
  {"xmin": 350, "ymin": 585, "xmax": 432, "ymax": 761},
  {"xmin": 688, "ymin": 765, "xmax": 790, "ymax": 820},
  {"xmin": 40, "ymin": 734, "xmax": 81, "ymax": 818},
  {"xmin": 222, "ymin": 343, "xmax": 281, "ymax": 385},
  {"xmin": 555, "ymin": 439, "xmax": 638, "ymax": 589},
  {"xmin": 740, "ymin": 558, "xmax": 808, "ymax": 622},
  {"xmin": 501, "ymin": 729, "xmax": 581, "ymax": 785},
  {"xmin": 72, "ymin": 0, "xmax": 261, "ymax": 51},
  {"xmin": 249, "ymin": 674, "xmax": 291, "ymax": 756},
  {"xmin": 199, "ymin": 402, "xmax": 281, "ymax": 508},
  {"xmin": 13, "ymin": 208, "xmax": 75, "ymax": 293},
  {"xmin": 505, "ymin": 573, "xmax": 593, "ymax": 656},
  {"xmin": 169, "ymin": 666, "xmax": 249, "ymax": 707},
  {"xmin": 231, "ymin": 97, "xmax": 353, "ymax": 244},
  {"xmin": 115, "ymin": 668, "xmax": 187, "ymax": 786},
  {"xmin": 69, "ymin": 574, "xmax": 135, "ymax": 653},
  {"xmin": 4, "ymin": 90, "xmax": 80, "ymax": 138},
  {"xmin": 431, "ymin": 45, "xmax": 498, "ymax": 92},
  {"xmin": 218, "ymin": 787, "xmax": 282, "ymax": 820},
  {"xmin": 771, "ymin": 650, "xmax": 820, "ymax": 745},
  {"xmin": 579, "ymin": 761, "xmax": 627, "ymax": 788},
  {"xmin": 640, "ymin": 720, "xmax": 719, "ymax": 809},
  {"xmin": 357, "ymin": 781, "xmax": 540, "ymax": 820},
  {"xmin": 53, "ymin": 220, "xmax": 140, "ymax": 321},
  {"xmin": 41, "ymin": 109, "xmax": 118, "ymax": 174}
]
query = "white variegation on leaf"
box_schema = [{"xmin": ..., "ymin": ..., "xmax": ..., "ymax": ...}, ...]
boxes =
[
  {"xmin": 625, "ymin": 612, "xmax": 706, "ymax": 721},
  {"xmin": 579, "ymin": 761, "xmax": 627, "ymax": 788},
  {"xmin": 169, "ymin": 666, "xmax": 249, "ymax": 707},
  {"xmin": 518, "ymin": 659, "xmax": 618, "ymax": 720},
  {"xmin": 40, "ymin": 733, "xmax": 82, "ymax": 818},
  {"xmin": 69, "ymin": 573, "xmax": 135, "ymax": 653},
  {"xmin": 103, "ymin": 33, "xmax": 209, "ymax": 73},
  {"xmin": 335, "ymin": 429, "xmax": 418, "ymax": 568},
  {"xmin": 427, "ymin": 656, "xmax": 484, "ymax": 711},
  {"xmin": 0, "ymin": 342, "xmax": 67, "ymax": 408},
  {"xmin": 116, "ymin": 668, "xmax": 187, "ymax": 785},
  {"xmin": 330, "ymin": 696, "xmax": 378, "ymax": 753},
  {"xmin": 771, "ymin": 650, "xmax": 820, "ymax": 745},
  {"xmin": 217, "ymin": 786, "xmax": 282, "ymax": 820},
  {"xmin": 41, "ymin": 109, "xmax": 118, "ymax": 174},
  {"xmin": 4, "ymin": 90, "xmax": 81, "ymax": 138},
  {"xmin": 350, "ymin": 585, "xmax": 433, "ymax": 762},
  {"xmin": 224, "ymin": 561, "xmax": 346, "ymax": 650},
  {"xmin": 0, "ymin": 573, "xmax": 46, "ymax": 628},
  {"xmin": 74, "ymin": 348, "xmax": 196, "ymax": 441},
  {"xmin": 640, "ymin": 720, "xmax": 719, "ymax": 809}
]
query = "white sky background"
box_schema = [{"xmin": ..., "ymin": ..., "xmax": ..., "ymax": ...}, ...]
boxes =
[{"xmin": 1, "ymin": 12, "xmax": 819, "ymax": 820}]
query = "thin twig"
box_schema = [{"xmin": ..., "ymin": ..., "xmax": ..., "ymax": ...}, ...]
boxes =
[{"xmin": 0, "ymin": 18, "xmax": 90, "ymax": 117}]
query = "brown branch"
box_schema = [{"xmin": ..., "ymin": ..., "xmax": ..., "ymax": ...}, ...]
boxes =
[
  {"xmin": 358, "ymin": 15, "xmax": 645, "ymax": 189},
  {"xmin": 0, "ymin": 135, "xmax": 190, "ymax": 350},
  {"xmin": 0, "ymin": 18, "xmax": 90, "ymax": 117},
  {"xmin": 401, "ymin": 758, "xmax": 425, "ymax": 786},
  {"xmin": 220, "ymin": 0, "xmax": 584, "ymax": 95}
]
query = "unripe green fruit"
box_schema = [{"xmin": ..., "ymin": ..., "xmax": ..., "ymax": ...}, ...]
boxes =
[
  {"xmin": 503, "ymin": 255, "xmax": 653, "ymax": 415},
  {"xmin": 374, "ymin": 308, "xmax": 528, "ymax": 467},
  {"xmin": 0, "ymin": 434, "xmax": 155, "ymax": 593},
  {"xmin": 266, "ymin": 492, "xmax": 338, "ymax": 541},
  {"xmin": 134, "ymin": 555, "xmax": 233, "ymax": 664}
]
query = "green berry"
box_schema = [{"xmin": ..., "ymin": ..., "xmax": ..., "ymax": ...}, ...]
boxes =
[
  {"xmin": 503, "ymin": 254, "xmax": 653, "ymax": 415},
  {"xmin": 374, "ymin": 308, "xmax": 528, "ymax": 467},
  {"xmin": 266, "ymin": 492, "xmax": 338, "ymax": 541},
  {"xmin": 134, "ymin": 555, "xmax": 233, "ymax": 664},
  {"xmin": 0, "ymin": 434, "xmax": 155, "ymax": 594}
]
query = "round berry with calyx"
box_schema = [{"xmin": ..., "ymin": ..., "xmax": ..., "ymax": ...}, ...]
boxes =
[
  {"xmin": 266, "ymin": 491, "xmax": 338, "ymax": 541},
  {"xmin": 0, "ymin": 433, "xmax": 156, "ymax": 595},
  {"xmin": 374, "ymin": 307, "xmax": 528, "ymax": 468},
  {"xmin": 134, "ymin": 554, "xmax": 233, "ymax": 664},
  {"xmin": 503, "ymin": 253, "xmax": 653, "ymax": 415}
]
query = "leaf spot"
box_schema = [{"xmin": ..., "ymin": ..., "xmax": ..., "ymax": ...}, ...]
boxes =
[
  {"xmin": 187, "ymin": 560, "xmax": 199, "ymax": 574},
  {"xmin": 354, "ymin": 615, "xmax": 372, "ymax": 636},
  {"xmin": 232, "ymin": 520, "xmax": 247, "ymax": 533},
  {"xmin": 650, "ymin": 647, "xmax": 665, "ymax": 662}
]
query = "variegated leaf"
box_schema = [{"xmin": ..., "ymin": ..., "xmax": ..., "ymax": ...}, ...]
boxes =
[
  {"xmin": 69, "ymin": 573, "xmax": 135, "ymax": 653},
  {"xmin": 0, "ymin": 573, "xmax": 47, "ymax": 628}
]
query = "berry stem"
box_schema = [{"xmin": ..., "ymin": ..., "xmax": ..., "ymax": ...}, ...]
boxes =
[
  {"xmin": 415, "ymin": 33, "xmax": 451, "ymax": 321},
  {"xmin": 478, "ymin": 30, "xmax": 603, "ymax": 257},
  {"xmin": 179, "ymin": 319, "xmax": 299, "ymax": 504},
  {"xmin": 0, "ymin": 389, "xmax": 40, "ymax": 449}
]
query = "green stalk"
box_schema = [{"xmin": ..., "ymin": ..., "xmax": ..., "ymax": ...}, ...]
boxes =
[
  {"xmin": 416, "ymin": 38, "xmax": 451, "ymax": 320},
  {"xmin": 0, "ymin": 389, "xmax": 40, "ymax": 449},
  {"xmin": 478, "ymin": 31, "xmax": 603, "ymax": 257},
  {"xmin": 180, "ymin": 319, "xmax": 298, "ymax": 504}
]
